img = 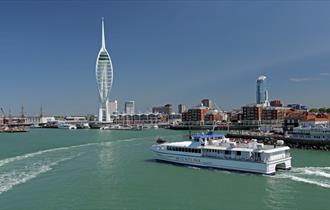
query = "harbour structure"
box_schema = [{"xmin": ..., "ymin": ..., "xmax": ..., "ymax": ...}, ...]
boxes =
[
  {"xmin": 151, "ymin": 133, "xmax": 291, "ymax": 175},
  {"xmin": 256, "ymin": 75, "xmax": 270, "ymax": 106},
  {"xmin": 96, "ymin": 18, "xmax": 113, "ymax": 122}
]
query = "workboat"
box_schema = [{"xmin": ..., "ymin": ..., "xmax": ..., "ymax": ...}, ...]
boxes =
[{"xmin": 150, "ymin": 133, "xmax": 291, "ymax": 175}]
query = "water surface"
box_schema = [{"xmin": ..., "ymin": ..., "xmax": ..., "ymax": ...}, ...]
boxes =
[{"xmin": 0, "ymin": 129, "xmax": 329, "ymax": 209}]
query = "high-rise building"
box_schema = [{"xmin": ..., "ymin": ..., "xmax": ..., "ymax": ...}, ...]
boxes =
[
  {"xmin": 108, "ymin": 100, "xmax": 118, "ymax": 114},
  {"xmin": 178, "ymin": 104, "xmax": 187, "ymax": 114},
  {"xmin": 256, "ymin": 75, "xmax": 269, "ymax": 105},
  {"xmin": 152, "ymin": 104, "xmax": 173, "ymax": 115},
  {"xmin": 201, "ymin": 99, "xmax": 213, "ymax": 109},
  {"xmin": 125, "ymin": 101, "xmax": 135, "ymax": 115},
  {"xmin": 96, "ymin": 18, "xmax": 113, "ymax": 122}
]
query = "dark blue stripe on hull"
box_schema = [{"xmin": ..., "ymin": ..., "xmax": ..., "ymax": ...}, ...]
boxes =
[{"xmin": 155, "ymin": 159, "xmax": 275, "ymax": 176}]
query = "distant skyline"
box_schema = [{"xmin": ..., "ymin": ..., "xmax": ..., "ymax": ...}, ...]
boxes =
[{"xmin": 1, "ymin": 1, "xmax": 330, "ymax": 116}]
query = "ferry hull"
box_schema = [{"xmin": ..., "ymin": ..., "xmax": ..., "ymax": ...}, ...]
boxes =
[{"xmin": 152, "ymin": 150, "xmax": 291, "ymax": 175}]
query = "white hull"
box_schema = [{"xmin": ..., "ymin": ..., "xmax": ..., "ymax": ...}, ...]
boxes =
[{"xmin": 152, "ymin": 149, "xmax": 291, "ymax": 175}]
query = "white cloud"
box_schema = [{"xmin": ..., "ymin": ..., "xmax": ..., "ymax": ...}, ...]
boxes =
[
  {"xmin": 320, "ymin": 72, "xmax": 330, "ymax": 76},
  {"xmin": 289, "ymin": 78, "xmax": 311, "ymax": 82}
]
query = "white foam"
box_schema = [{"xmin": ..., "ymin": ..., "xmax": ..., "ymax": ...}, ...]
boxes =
[
  {"xmin": 0, "ymin": 137, "xmax": 144, "ymax": 194},
  {"xmin": 304, "ymin": 169, "xmax": 330, "ymax": 179},
  {"xmin": 274, "ymin": 167, "xmax": 330, "ymax": 189},
  {"xmin": 0, "ymin": 142, "xmax": 97, "ymax": 168},
  {"xmin": 0, "ymin": 156, "xmax": 76, "ymax": 195},
  {"xmin": 0, "ymin": 136, "xmax": 143, "ymax": 168},
  {"xmin": 285, "ymin": 175, "xmax": 330, "ymax": 189}
]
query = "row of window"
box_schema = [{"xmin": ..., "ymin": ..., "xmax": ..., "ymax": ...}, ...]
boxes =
[
  {"xmin": 167, "ymin": 146, "xmax": 201, "ymax": 153},
  {"xmin": 166, "ymin": 146, "xmax": 245, "ymax": 156},
  {"xmin": 205, "ymin": 149, "xmax": 241, "ymax": 156}
]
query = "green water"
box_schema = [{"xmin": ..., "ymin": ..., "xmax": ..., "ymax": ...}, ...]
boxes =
[{"xmin": 0, "ymin": 129, "xmax": 329, "ymax": 209}]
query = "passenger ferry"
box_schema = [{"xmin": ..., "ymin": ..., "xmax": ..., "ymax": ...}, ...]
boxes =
[
  {"xmin": 151, "ymin": 133, "xmax": 291, "ymax": 175},
  {"xmin": 289, "ymin": 125, "xmax": 330, "ymax": 142}
]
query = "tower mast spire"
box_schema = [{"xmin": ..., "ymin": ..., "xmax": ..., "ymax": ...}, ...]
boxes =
[{"xmin": 101, "ymin": 17, "xmax": 106, "ymax": 49}]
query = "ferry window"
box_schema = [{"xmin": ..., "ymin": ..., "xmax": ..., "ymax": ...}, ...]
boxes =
[
  {"xmin": 225, "ymin": 151, "xmax": 230, "ymax": 155},
  {"xmin": 236, "ymin": 151, "xmax": 241, "ymax": 156},
  {"xmin": 257, "ymin": 153, "xmax": 261, "ymax": 157}
]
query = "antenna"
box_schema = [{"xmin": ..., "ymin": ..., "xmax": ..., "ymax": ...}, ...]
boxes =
[{"xmin": 101, "ymin": 17, "xmax": 106, "ymax": 49}]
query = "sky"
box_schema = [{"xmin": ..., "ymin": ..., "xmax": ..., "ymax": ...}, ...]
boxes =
[{"xmin": 1, "ymin": 1, "xmax": 330, "ymax": 116}]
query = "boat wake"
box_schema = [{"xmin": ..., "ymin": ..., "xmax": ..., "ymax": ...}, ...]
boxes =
[
  {"xmin": 0, "ymin": 137, "xmax": 143, "ymax": 195},
  {"xmin": 0, "ymin": 155, "xmax": 80, "ymax": 195},
  {"xmin": 0, "ymin": 143, "xmax": 97, "ymax": 168},
  {"xmin": 274, "ymin": 167, "xmax": 330, "ymax": 189}
]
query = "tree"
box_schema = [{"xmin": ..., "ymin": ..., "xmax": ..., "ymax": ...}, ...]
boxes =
[
  {"xmin": 309, "ymin": 108, "xmax": 319, "ymax": 113},
  {"xmin": 319, "ymin": 108, "xmax": 327, "ymax": 113},
  {"xmin": 326, "ymin": 108, "xmax": 330, "ymax": 113}
]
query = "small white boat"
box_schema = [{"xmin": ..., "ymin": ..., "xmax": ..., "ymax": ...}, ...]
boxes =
[{"xmin": 57, "ymin": 123, "xmax": 77, "ymax": 130}]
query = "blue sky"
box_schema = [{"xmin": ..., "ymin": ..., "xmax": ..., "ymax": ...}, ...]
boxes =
[{"xmin": 1, "ymin": 1, "xmax": 330, "ymax": 116}]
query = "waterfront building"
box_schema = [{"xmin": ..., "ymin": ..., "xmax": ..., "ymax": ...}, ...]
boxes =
[
  {"xmin": 261, "ymin": 106, "xmax": 288, "ymax": 128},
  {"xmin": 256, "ymin": 75, "xmax": 269, "ymax": 105},
  {"xmin": 284, "ymin": 111, "xmax": 308, "ymax": 131},
  {"xmin": 125, "ymin": 101, "xmax": 135, "ymax": 115},
  {"xmin": 287, "ymin": 104, "xmax": 308, "ymax": 111},
  {"xmin": 96, "ymin": 18, "xmax": 113, "ymax": 122},
  {"xmin": 270, "ymin": 100, "xmax": 283, "ymax": 107},
  {"xmin": 201, "ymin": 99, "xmax": 213, "ymax": 109},
  {"xmin": 168, "ymin": 113, "xmax": 182, "ymax": 125},
  {"xmin": 178, "ymin": 104, "xmax": 187, "ymax": 114},
  {"xmin": 25, "ymin": 116, "xmax": 56, "ymax": 124},
  {"xmin": 242, "ymin": 104, "xmax": 263, "ymax": 126},
  {"xmin": 181, "ymin": 106, "xmax": 209, "ymax": 126},
  {"xmin": 204, "ymin": 110, "xmax": 223, "ymax": 125},
  {"xmin": 299, "ymin": 113, "xmax": 330, "ymax": 127},
  {"xmin": 152, "ymin": 104, "xmax": 173, "ymax": 115},
  {"xmin": 108, "ymin": 100, "xmax": 118, "ymax": 114},
  {"xmin": 113, "ymin": 113, "xmax": 166, "ymax": 125}
]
